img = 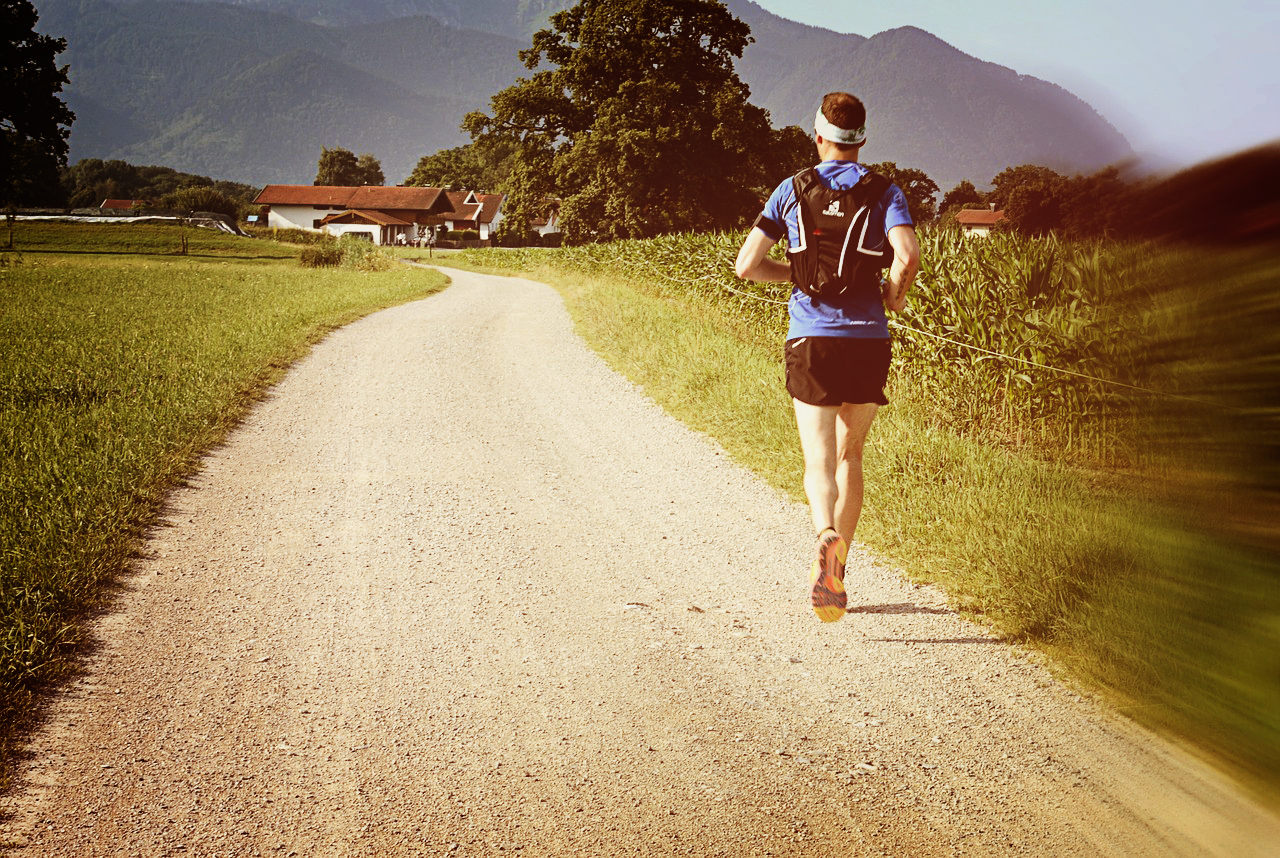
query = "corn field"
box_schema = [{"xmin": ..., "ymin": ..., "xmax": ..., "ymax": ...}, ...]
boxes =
[
  {"xmin": 896, "ymin": 229, "xmax": 1171, "ymax": 465},
  {"xmin": 469, "ymin": 227, "xmax": 1189, "ymax": 467}
]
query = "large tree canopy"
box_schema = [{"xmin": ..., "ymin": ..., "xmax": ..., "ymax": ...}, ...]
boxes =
[
  {"xmin": 988, "ymin": 164, "xmax": 1066, "ymax": 237},
  {"xmin": 938, "ymin": 179, "xmax": 984, "ymax": 220},
  {"xmin": 1, "ymin": 0, "xmax": 75, "ymax": 206},
  {"xmin": 464, "ymin": 0, "xmax": 779, "ymax": 242},
  {"xmin": 314, "ymin": 147, "xmax": 384, "ymax": 186},
  {"xmin": 405, "ymin": 140, "xmax": 518, "ymax": 192},
  {"xmin": 865, "ymin": 161, "xmax": 939, "ymax": 225}
]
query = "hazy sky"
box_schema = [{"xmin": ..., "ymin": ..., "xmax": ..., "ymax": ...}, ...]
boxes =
[{"xmin": 750, "ymin": 0, "xmax": 1279, "ymax": 170}]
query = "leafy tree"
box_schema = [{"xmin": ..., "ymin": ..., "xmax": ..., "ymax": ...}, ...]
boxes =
[
  {"xmin": 315, "ymin": 147, "xmax": 384, "ymax": 186},
  {"xmin": 767, "ymin": 125, "xmax": 817, "ymax": 183},
  {"xmin": 464, "ymin": 0, "xmax": 777, "ymax": 242},
  {"xmin": 406, "ymin": 139, "xmax": 518, "ymax": 191},
  {"xmin": 865, "ymin": 161, "xmax": 939, "ymax": 224},
  {"xmin": 939, "ymin": 179, "xmax": 985, "ymax": 218},
  {"xmin": 988, "ymin": 164, "xmax": 1065, "ymax": 236},
  {"xmin": 356, "ymin": 153, "xmax": 384, "ymax": 186},
  {"xmin": 62, "ymin": 158, "xmax": 136, "ymax": 208},
  {"xmin": 316, "ymin": 147, "xmax": 359, "ymax": 185},
  {"xmin": 1126, "ymin": 143, "xmax": 1280, "ymax": 245},
  {"xmin": 1059, "ymin": 166, "xmax": 1131, "ymax": 240},
  {"xmin": 1, "ymin": 0, "xmax": 75, "ymax": 206},
  {"xmin": 159, "ymin": 186, "xmax": 241, "ymax": 221}
]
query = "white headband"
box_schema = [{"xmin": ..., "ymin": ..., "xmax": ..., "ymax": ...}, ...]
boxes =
[{"xmin": 814, "ymin": 109, "xmax": 866, "ymax": 146}]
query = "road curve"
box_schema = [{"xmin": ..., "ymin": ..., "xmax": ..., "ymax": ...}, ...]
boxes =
[{"xmin": 2, "ymin": 267, "xmax": 1278, "ymax": 856}]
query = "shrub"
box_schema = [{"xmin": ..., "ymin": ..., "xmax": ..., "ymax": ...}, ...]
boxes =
[
  {"xmin": 243, "ymin": 225, "xmax": 334, "ymax": 246},
  {"xmin": 159, "ymin": 186, "xmax": 241, "ymax": 221},
  {"xmin": 337, "ymin": 234, "xmax": 398, "ymax": 272},
  {"xmin": 300, "ymin": 245, "xmax": 343, "ymax": 268}
]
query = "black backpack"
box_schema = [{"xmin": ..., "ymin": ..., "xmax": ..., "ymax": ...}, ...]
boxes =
[{"xmin": 788, "ymin": 167, "xmax": 894, "ymax": 302}]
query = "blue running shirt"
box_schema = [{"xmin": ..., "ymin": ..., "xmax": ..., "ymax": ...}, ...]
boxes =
[{"xmin": 756, "ymin": 161, "xmax": 913, "ymax": 339}]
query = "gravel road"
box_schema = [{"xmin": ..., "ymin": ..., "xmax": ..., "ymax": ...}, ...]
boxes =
[{"xmin": 3, "ymin": 267, "xmax": 1279, "ymax": 856}]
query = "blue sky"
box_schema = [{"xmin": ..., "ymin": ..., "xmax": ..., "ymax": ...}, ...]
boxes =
[{"xmin": 750, "ymin": 0, "xmax": 1279, "ymax": 170}]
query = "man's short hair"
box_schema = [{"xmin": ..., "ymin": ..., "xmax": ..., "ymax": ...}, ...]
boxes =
[{"xmin": 820, "ymin": 92, "xmax": 866, "ymax": 149}]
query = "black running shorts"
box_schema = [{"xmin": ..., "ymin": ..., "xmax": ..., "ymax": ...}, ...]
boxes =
[{"xmin": 784, "ymin": 336, "xmax": 891, "ymax": 407}]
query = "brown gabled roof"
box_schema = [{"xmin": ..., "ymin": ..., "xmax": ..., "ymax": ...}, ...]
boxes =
[
  {"xmin": 348, "ymin": 186, "xmax": 451, "ymax": 213},
  {"xmin": 254, "ymin": 185, "xmax": 453, "ymax": 216},
  {"xmin": 429, "ymin": 190, "xmax": 504, "ymax": 225},
  {"xmin": 320, "ymin": 209, "xmax": 413, "ymax": 227},
  {"xmin": 255, "ymin": 185, "xmax": 359, "ymax": 207},
  {"xmin": 955, "ymin": 208, "xmax": 1005, "ymax": 226},
  {"xmin": 473, "ymin": 193, "xmax": 503, "ymax": 224}
]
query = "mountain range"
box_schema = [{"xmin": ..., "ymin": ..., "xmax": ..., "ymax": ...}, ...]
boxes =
[{"xmin": 35, "ymin": 0, "xmax": 1132, "ymax": 192}]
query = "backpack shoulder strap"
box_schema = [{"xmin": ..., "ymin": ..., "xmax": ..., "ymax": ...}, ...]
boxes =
[
  {"xmin": 851, "ymin": 171, "xmax": 894, "ymax": 266},
  {"xmin": 852, "ymin": 170, "xmax": 891, "ymax": 204},
  {"xmin": 791, "ymin": 167, "xmax": 822, "ymax": 206}
]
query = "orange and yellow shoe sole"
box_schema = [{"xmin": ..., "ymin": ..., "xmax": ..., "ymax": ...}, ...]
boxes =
[{"xmin": 810, "ymin": 530, "xmax": 848, "ymax": 623}]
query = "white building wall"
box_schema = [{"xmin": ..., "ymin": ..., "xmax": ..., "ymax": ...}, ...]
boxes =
[{"xmin": 266, "ymin": 204, "xmax": 341, "ymax": 232}]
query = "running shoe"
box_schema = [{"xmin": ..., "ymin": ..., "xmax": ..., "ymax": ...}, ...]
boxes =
[{"xmin": 810, "ymin": 527, "xmax": 848, "ymax": 623}]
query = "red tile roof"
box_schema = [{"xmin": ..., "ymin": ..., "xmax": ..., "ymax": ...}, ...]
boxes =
[
  {"xmin": 348, "ymin": 186, "xmax": 450, "ymax": 212},
  {"xmin": 255, "ymin": 185, "xmax": 359, "ymax": 207},
  {"xmin": 254, "ymin": 185, "xmax": 453, "ymax": 215},
  {"xmin": 955, "ymin": 209, "xmax": 1005, "ymax": 226}
]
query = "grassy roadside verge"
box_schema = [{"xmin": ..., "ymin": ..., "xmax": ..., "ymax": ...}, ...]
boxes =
[
  {"xmin": 440, "ymin": 245, "xmax": 1280, "ymax": 802},
  {"xmin": 0, "ymin": 223, "xmax": 448, "ymax": 781}
]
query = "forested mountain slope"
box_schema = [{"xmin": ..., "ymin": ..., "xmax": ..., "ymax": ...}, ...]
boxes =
[{"xmin": 37, "ymin": 0, "xmax": 1130, "ymax": 190}]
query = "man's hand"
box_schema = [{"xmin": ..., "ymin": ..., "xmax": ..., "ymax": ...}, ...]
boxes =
[{"xmin": 882, "ymin": 276, "xmax": 908, "ymax": 313}]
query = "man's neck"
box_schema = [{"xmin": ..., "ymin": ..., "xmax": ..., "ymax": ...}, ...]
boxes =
[{"xmin": 816, "ymin": 140, "xmax": 862, "ymax": 162}]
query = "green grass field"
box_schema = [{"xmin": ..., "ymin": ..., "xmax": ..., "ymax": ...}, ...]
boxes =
[{"xmin": 0, "ymin": 222, "xmax": 447, "ymax": 779}]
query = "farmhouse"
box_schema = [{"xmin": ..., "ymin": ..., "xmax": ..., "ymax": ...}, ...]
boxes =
[
  {"xmin": 253, "ymin": 185, "xmax": 506, "ymax": 246},
  {"xmin": 421, "ymin": 190, "xmax": 506, "ymax": 242},
  {"xmin": 955, "ymin": 207, "xmax": 1006, "ymax": 237},
  {"xmin": 530, "ymin": 198, "xmax": 561, "ymax": 238}
]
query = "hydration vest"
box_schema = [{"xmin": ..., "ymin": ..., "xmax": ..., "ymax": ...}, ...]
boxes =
[{"xmin": 788, "ymin": 167, "xmax": 894, "ymax": 302}]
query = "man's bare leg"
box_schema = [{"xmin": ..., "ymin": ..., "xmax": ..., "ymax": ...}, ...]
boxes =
[
  {"xmin": 833, "ymin": 402, "xmax": 879, "ymax": 544},
  {"xmin": 794, "ymin": 399, "xmax": 878, "ymax": 621},
  {"xmin": 792, "ymin": 399, "xmax": 841, "ymax": 534},
  {"xmin": 793, "ymin": 399, "xmax": 879, "ymax": 542}
]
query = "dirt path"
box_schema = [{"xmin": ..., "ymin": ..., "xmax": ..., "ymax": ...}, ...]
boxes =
[{"xmin": 3, "ymin": 268, "xmax": 1279, "ymax": 856}]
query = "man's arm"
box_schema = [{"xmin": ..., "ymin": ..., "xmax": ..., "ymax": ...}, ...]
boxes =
[
  {"xmin": 735, "ymin": 227, "xmax": 790, "ymax": 283},
  {"xmin": 883, "ymin": 224, "xmax": 920, "ymax": 313}
]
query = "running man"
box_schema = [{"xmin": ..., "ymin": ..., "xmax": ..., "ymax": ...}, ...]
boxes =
[{"xmin": 735, "ymin": 91, "xmax": 920, "ymax": 622}]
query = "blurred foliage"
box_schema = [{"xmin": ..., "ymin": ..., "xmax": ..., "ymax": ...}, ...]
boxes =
[{"xmin": 940, "ymin": 143, "xmax": 1280, "ymax": 245}]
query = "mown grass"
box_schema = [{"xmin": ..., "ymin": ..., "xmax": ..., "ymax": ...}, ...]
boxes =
[
  {"xmin": 447, "ymin": 236, "xmax": 1280, "ymax": 799},
  {"xmin": 0, "ymin": 222, "xmax": 448, "ymax": 780}
]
